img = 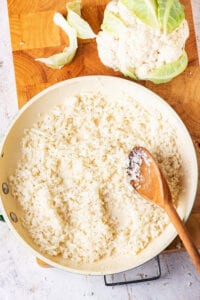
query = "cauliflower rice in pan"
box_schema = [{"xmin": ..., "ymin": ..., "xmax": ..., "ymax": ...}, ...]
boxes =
[{"xmin": 9, "ymin": 93, "xmax": 182, "ymax": 263}]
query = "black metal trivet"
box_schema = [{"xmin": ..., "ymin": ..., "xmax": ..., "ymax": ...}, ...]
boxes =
[{"xmin": 104, "ymin": 255, "xmax": 161, "ymax": 286}]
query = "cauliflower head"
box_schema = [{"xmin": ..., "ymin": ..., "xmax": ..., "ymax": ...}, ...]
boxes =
[{"xmin": 96, "ymin": 0, "xmax": 189, "ymax": 83}]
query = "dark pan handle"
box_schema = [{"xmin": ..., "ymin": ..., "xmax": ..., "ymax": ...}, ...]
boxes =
[{"xmin": 0, "ymin": 215, "xmax": 5, "ymax": 222}]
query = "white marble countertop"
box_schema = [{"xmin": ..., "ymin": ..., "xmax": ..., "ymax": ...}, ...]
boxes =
[{"xmin": 0, "ymin": 1, "xmax": 200, "ymax": 299}]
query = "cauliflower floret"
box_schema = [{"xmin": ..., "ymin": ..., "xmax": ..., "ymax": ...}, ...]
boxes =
[
  {"xmin": 97, "ymin": 32, "xmax": 119, "ymax": 71},
  {"xmin": 158, "ymin": 20, "xmax": 189, "ymax": 62},
  {"xmin": 96, "ymin": 0, "xmax": 189, "ymax": 82}
]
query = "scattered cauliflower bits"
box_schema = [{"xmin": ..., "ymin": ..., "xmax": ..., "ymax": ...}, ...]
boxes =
[
  {"xmin": 96, "ymin": 1, "xmax": 189, "ymax": 80},
  {"xmin": 9, "ymin": 93, "xmax": 182, "ymax": 263}
]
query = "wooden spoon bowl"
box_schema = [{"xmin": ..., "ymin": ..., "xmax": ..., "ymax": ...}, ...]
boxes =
[{"xmin": 128, "ymin": 146, "xmax": 200, "ymax": 273}]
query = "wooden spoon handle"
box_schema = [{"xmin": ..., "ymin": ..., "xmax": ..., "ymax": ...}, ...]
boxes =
[{"xmin": 165, "ymin": 202, "xmax": 200, "ymax": 273}]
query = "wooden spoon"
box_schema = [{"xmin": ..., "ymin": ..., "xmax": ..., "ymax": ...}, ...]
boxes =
[{"xmin": 128, "ymin": 146, "xmax": 200, "ymax": 273}]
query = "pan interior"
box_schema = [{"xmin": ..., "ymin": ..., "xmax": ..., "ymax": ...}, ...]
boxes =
[{"xmin": 0, "ymin": 76, "xmax": 198, "ymax": 275}]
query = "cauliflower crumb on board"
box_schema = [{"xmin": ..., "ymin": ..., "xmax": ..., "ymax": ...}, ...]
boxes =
[{"xmin": 9, "ymin": 93, "xmax": 182, "ymax": 263}]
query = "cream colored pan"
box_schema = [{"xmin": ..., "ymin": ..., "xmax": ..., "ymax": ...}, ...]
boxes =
[{"xmin": 0, "ymin": 76, "xmax": 198, "ymax": 275}]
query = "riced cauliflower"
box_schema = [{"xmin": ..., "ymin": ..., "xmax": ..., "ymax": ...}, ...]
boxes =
[
  {"xmin": 96, "ymin": 0, "xmax": 189, "ymax": 83},
  {"xmin": 9, "ymin": 92, "xmax": 182, "ymax": 263}
]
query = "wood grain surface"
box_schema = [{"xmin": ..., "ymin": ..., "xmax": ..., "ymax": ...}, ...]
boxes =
[{"xmin": 7, "ymin": 0, "xmax": 200, "ymax": 253}]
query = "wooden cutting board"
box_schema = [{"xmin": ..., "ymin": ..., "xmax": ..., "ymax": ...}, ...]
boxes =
[{"xmin": 7, "ymin": 0, "xmax": 200, "ymax": 253}]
